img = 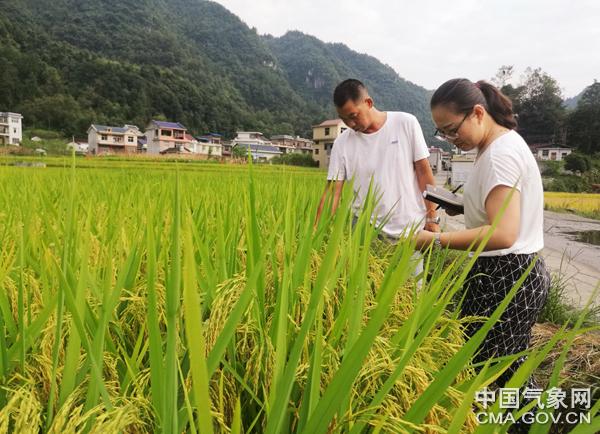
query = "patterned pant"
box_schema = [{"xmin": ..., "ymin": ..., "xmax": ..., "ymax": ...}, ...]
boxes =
[{"xmin": 460, "ymin": 253, "xmax": 551, "ymax": 388}]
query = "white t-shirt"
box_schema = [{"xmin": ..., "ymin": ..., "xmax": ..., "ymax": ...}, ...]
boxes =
[
  {"xmin": 327, "ymin": 112, "xmax": 430, "ymax": 238},
  {"xmin": 463, "ymin": 130, "xmax": 544, "ymax": 256}
]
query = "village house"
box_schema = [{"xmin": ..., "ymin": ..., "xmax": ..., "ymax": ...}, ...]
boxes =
[
  {"xmin": 427, "ymin": 146, "xmax": 444, "ymax": 173},
  {"xmin": 87, "ymin": 124, "xmax": 141, "ymax": 155},
  {"xmin": 145, "ymin": 120, "xmax": 194, "ymax": 154},
  {"xmin": 137, "ymin": 136, "xmax": 148, "ymax": 153},
  {"xmin": 0, "ymin": 112, "xmax": 23, "ymax": 146},
  {"xmin": 66, "ymin": 139, "xmax": 89, "ymax": 154},
  {"xmin": 234, "ymin": 143, "xmax": 282, "ymax": 161},
  {"xmin": 312, "ymin": 119, "xmax": 348, "ymax": 169},
  {"xmin": 221, "ymin": 142, "xmax": 233, "ymax": 158},
  {"xmin": 529, "ymin": 143, "xmax": 573, "ymax": 161},
  {"xmin": 195, "ymin": 133, "xmax": 223, "ymax": 157},
  {"xmin": 270, "ymin": 135, "xmax": 314, "ymax": 155},
  {"xmin": 231, "ymin": 132, "xmax": 282, "ymax": 161},
  {"xmin": 231, "ymin": 131, "xmax": 272, "ymax": 148}
]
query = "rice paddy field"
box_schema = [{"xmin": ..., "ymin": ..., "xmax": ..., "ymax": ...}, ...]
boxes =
[
  {"xmin": 544, "ymin": 192, "xmax": 600, "ymax": 220},
  {"xmin": 0, "ymin": 157, "xmax": 598, "ymax": 433}
]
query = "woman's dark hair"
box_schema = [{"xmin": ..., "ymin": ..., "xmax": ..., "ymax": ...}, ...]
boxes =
[{"xmin": 430, "ymin": 78, "xmax": 517, "ymax": 129}]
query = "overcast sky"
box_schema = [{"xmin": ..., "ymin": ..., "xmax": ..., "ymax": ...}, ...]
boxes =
[{"xmin": 214, "ymin": 0, "xmax": 599, "ymax": 97}]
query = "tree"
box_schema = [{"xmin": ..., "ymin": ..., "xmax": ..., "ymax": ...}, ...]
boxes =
[
  {"xmin": 564, "ymin": 153, "xmax": 592, "ymax": 173},
  {"xmin": 17, "ymin": 94, "xmax": 94, "ymax": 135},
  {"xmin": 514, "ymin": 68, "xmax": 566, "ymax": 145},
  {"xmin": 232, "ymin": 145, "xmax": 247, "ymax": 159},
  {"xmin": 491, "ymin": 65, "xmax": 514, "ymax": 88},
  {"xmin": 541, "ymin": 160, "xmax": 560, "ymax": 177},
  {"xmin": 490, "ymin": 65, "xmax": 522, "ymax": 119},
  {"xmin": 567, "ymin": 81, "xmax": 600, "ymax": 153}
]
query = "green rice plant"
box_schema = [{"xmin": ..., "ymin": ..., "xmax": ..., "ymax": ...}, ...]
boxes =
[{"xmin": 0, "ymin": 157, "xmax": 590, "ymax": 433}]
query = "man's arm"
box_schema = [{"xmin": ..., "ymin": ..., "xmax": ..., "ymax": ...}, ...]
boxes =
[
  {"xmin": 414, "ymin": 158, "xmax": 439, "ymax": 232},
  {"xmin": 314, "ymin": 180, "xmax": 345, "ymax": 227}
]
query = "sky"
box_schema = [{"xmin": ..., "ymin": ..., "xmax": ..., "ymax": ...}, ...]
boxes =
[{"xmin": 214, "ymin": 0, "xmax": 600, "ymax": 98}]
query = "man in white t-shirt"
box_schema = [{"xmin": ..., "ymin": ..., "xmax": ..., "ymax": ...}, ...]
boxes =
[{"xmin": 315, "ymin": 79, "xmax": 440, "ymax": 241}]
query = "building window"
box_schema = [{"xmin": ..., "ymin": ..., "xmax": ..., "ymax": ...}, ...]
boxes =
[
  {"xmin": 315, "ymin": 149, "xmax": 319, "ymax": 155},
  {"xmin": 12, "ymin": 138, "xmax": 19, "ymax": 144},
  {"xmin": 325, "ymin": 127, "xmax": 330, "ymax": 136},
  {"xmin": 161, "ymin": 129, "xmax": 172, "ymax": 137},
  {"xmin": 128, "ymin": 136, "xmax": 134, "ymax": 143},
  {"xmin": 13, "ymin": 128, "xmax": 17, "ymax": 133},
  {"xmin": 542, "ymin": 150, "xmax": 549, "ymax": 157},
  {"xmin": 101, "ymin": 135, "xmax": 108, "ymax": 141},
  {"xmin": 114, "ymin": 136, "xmax": 122, "ymax": 143}
]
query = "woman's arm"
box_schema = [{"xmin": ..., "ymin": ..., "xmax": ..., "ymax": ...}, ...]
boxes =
[{"xmin": 416, "ymin": 185, "xmax": 520, "ymax": 251}]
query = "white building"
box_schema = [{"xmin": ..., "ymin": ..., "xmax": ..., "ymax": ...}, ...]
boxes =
[
  {"xmin": 66, "ymin": 140, "xmax": 89, "ymax": 154},
  {"xmin": 231, "ymin": 131, "xmax": 283, "ymax": 161},
  {"xmin": 195, "ymin": 133, "xmax": 223, "ymax": 157},
  {"xmin": 234, "ymin": 143, "xmax": 282, "ymax": 161},
  {"xmin": 88, "ymin": 124, "xmax": 141, "ymax": 155},
  {"xmin": 270, "ymin": 135, "xmax": 314, "ymax": 155},
  {"xmin": 0, "ymin": 112, "xmax": 23, "ymax": 146},
  {"xmin": 529, "ymin": 144, "xmax": 572, "ymax": 161},
  {"xmin": 145, "ymin": 120, "xmax": 194, "ymax": 155},
  {"xmin": 231, "ymin": 131, "xmax": 272, "ymax": 148},
  {"xmin": 428, "ymin": 147, "xmax": 444, "ymax": 173}
]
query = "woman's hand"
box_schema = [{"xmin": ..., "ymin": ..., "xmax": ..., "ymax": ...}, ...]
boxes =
[
  {"xmin": 424, "ymin": 222, "xmax": 440, "ymax": 232},
  {"xmin": 414, "ymin": 230, "xmax": 435, "ymax": 250}
]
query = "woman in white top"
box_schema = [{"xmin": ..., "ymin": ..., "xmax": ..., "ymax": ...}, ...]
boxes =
[{"xmin": 416, "ymin": 79, "xmax": 550, "ymax": 402}]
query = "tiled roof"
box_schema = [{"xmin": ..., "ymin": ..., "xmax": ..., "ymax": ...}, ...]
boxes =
[
  {"xmin": 529, "ymin": 143, "xmax": 572, "ymax": 150},
  {"xmin": 313, "ymin": 119, "xmax": 345, "ymax": 128},
  {"xmin": 152, "ymin": 120, "xmax": 187, "ymax": 130},
  {"xmin": 92, "ymin": 124, "xmax": 130, "ymax": 134}
]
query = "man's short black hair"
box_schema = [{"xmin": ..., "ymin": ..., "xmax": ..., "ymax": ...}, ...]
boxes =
[{"xmin": 333, "ymin": 79, "xmax": 366, "ymax": 107}]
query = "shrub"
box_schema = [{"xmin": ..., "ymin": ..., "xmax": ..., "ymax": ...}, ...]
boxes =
[{"xmin": 564, "ymin": 153, "xmax": 592, "ymax": 173}]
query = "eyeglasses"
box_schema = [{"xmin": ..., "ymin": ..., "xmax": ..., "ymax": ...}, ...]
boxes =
[{"xmin": 433, "ymin": 112, "xmax": 470, "ymax": 142}]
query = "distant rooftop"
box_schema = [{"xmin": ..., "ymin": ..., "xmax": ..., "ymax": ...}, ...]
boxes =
[
  {"xmin": 313, "ymin": 119, "xmax": 346, "ymax": 128},
  {"xmin": 151, "ymin": 120, "xmax": 187, "ymax": 130},
  {"xmin": 90, "ymin": 124, "xmax": 134, "ymax": 134},
  {"xmin": 235, "ymin": 143, "xmax": 282, "ymax": 154},
  {"xmin": 529, "ymin": 143, "xmax": 572, "ymax": 150}
]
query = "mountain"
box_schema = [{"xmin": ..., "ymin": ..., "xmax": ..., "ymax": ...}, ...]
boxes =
[
  {"xmin": 264, "ymin": 31, "xmax": 435, "ymax": 137},
  {"xmin": 564, "ymin": 92, "xmax": 582, "ymax": 110},
  {"xmin": 0, "ymin": 0, "xmax": 436, "ymax": 142}
]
